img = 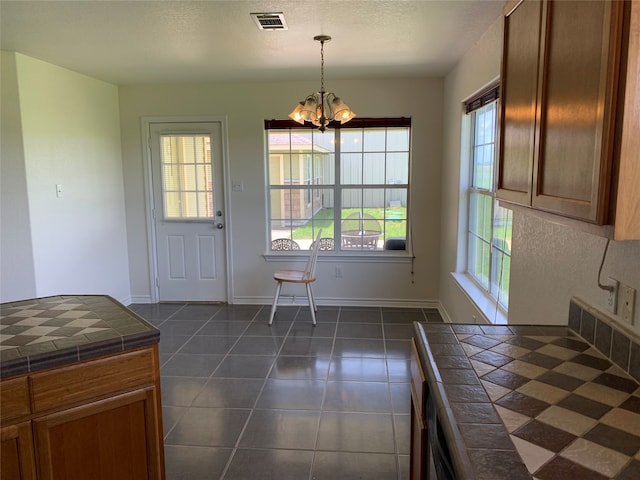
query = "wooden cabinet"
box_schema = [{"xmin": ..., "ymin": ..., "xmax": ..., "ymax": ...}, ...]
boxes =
[
  {"xmin": 0, "ymin": 346, "xmax": 165, "ymax": 480},
  {"xmin": 614, "ymin": 0, "xmax": 640, "ymax": 240},
  {"xmin": 498, "ymin": 0, "xmax": 637, "ymax": 236}
]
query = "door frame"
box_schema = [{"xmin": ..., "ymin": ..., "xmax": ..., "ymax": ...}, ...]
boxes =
[{"xmin": 140, "ymin": 116, "xmax": 234, "ymax": 304}]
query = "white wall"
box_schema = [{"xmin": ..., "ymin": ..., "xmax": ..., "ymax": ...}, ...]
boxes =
[
  {"xmin": 0, "ymin": 53, "xmax": 132, "ymax": 303},
  {"xmin": 440, "ymin": 18, "xmax": 640, "ymax": 337},
  {"xmin": 1, "ymin": 51, "xmax": 37, "ymax": 301},
  {"xmin": 118, "ymin": 77, "xmax": 443, "ymax": 306}
]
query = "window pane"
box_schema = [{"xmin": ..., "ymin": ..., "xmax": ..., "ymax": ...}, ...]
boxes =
[
  {"xmin": 386, "ymin": 152, "xmax": 409, "ymax": 184},
  {"xmin": 472, "ymin": 143, "xmax": 494, "ymax": 190},
  {"xmin": 492, "ymin": 202, "xmax": 512, "ymax": 255},
  {"xmin": 469, "ymin": 192, "xmax": 492, "ymax": 241},
  {"xmin": 383, "ymin": 187, "xmax": 408, "ymax": 245},
  {"xmin": 341, "ymin": 130, "xmax": 363, "ymax": 152},
  {"xmin": 387, "ymin": 128, "xmax": 410, "ymax": 151},
  {"xmin": 468, "ymin": 234, "xmax": 490, "ymax": 289},
  {"xmin": 363, "ymin": 152, "xmax": 385, "ymax": 184},
  {"xmin": 490, "ymin": 248, "xmax": 510, "ymax": 308},
  {"xmin": 268, "ymin": 130, "xmax": 335, "ymax": 186},
  {"xmin": 160, "ymin": 134, "xmax": 213, "ymax": 219},
  {"xmin": 363, "ymin": 129, "xmax": 386, "ymax": 151},
  {"xmin": 341, "ymin": 153, "xmax": 363, "ymax": 184},
  {"xmin": 270, "ymin": 188, "xmax": 334, "ymax": 250}
]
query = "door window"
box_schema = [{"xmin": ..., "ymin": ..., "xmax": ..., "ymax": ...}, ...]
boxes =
[{"xmin": 160, "ymin": 135, "xmax": 214, "ymax": 220}]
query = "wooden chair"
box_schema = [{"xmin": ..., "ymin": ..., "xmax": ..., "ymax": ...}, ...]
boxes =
[{"xmin": 269, "ymin": 229, "xmax": 323, "ymax": 326}]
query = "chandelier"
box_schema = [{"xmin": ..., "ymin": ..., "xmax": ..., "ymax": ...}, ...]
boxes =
[{"xmin": 289, "ymin": 35, "xmax": 356, "ymax": 132}]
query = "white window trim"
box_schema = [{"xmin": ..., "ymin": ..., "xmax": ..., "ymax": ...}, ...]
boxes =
[
  {"xmin": 265, "ymin": 120, "xmax": 413, "ymax": 258},
  {"xmin": 454, "ymin": 82, "xmax": 510, "ymax": 324}
]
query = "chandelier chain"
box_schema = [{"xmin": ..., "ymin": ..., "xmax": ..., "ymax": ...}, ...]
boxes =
[{"xmin": 320, "ymin": 40, "xmax": 325, "ymax": 93}]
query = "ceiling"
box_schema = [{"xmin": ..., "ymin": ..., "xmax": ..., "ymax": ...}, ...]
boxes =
[{"xmin": 1, "ymin": 0, "xmax": 504, "ymax": 86}]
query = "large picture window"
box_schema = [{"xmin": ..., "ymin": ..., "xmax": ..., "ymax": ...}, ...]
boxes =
[
  {"xmin": 265, "ymin": 118, "xmax": 411, "ymax": 253},
  {"xmin": 465, "ymin": 88, "xmax": 512, "ymax": 309}
]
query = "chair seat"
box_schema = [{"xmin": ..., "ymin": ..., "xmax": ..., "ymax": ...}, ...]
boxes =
[{"xmin": 274, "ymin": 270, "xmax": 315, "ymax": 284}]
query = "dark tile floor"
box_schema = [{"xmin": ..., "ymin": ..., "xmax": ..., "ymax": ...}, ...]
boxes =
[{"xmin": 128, "ymin": 303, "xmax": 444, "ymax": 480}]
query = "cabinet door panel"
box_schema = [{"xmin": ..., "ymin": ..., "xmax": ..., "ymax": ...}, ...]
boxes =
[
  {"xmin": 533, "ymin": 0, "xmax": 623, "ymax": 222},
  {"xmin": 498, "ymin": 0, "xmax": 543, "ymax": 205},
  {"xmin": 33, "ymin": 388, "xmax": 163, "ymax": 480},
  {"xmin": 1, "ymin": 422, "xmax": 37, "ymax": 480}
]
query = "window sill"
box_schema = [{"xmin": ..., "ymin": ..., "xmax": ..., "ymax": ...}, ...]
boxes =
[
  {"xmin": 264, "ymin": 251, "xmax": 414, "ymax": 263},
  {"xmin": 451, "ymin": 272, "xmax": 508, "ymax": 325}
]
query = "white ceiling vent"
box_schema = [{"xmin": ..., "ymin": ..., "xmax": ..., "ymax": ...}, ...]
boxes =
[{"xmin": 250, "ymin": 12, "xmax": 288, "ymax": 31}]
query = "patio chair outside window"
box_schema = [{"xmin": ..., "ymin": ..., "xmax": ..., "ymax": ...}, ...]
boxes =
[{"xmin": 271, "ymin": 238, "xmax": 301, "ymax": 250}]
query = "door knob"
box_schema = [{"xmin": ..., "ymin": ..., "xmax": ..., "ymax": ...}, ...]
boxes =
[{"xmin": 216, "ymin": 223, "xmax": 224, "ymax": 229}]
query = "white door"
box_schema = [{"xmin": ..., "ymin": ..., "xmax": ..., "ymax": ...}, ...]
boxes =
[{"xmin": 149, "ymin": 122, "xmax": 227, "ymax": 302}]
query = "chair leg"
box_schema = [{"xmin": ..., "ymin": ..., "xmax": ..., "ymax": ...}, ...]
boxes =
[
  {"xmin": 309, "ymin": 283, "xmax": 318, "ymax": 312},
  {"xmin": 269, "ymin": 281, "xmax": 282, "ymax": 325},
  {"xmin": 306, "ymin": 283, "xmax": 317, "ymax": 326}
]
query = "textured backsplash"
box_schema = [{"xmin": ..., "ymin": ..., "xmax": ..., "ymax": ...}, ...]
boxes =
[{"xmin": 569, "ymin": 297, "xmax": 640, "ymax": 383}]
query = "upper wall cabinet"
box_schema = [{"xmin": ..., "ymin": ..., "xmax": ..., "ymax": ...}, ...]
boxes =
[{"xmin": 498, "ymin": 0, "xmax": 639, "ymax": 240}]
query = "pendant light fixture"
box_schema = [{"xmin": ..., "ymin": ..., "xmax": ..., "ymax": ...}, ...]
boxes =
[{"xmin": 289, "ymin": 35, "xmax": 356, "ymax": 132}]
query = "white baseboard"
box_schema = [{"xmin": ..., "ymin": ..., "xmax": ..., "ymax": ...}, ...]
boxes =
[
  {"xmin": 129, "ymin": 295, "xmax": 153, "ymax": 305},
  {"xmin": 231, "ymin": 295, "xmax": 440, "ymax": 309}
]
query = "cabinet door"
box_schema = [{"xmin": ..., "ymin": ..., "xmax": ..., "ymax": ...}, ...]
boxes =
[
  {"xmin": 410, "ymin": 396, "xmax": 429, "ymax": 480},
  {"xmin": 533, "ymin": 0, "xmax": 624, "ymax": 223},
  {"xmin": 497, "ymin": 0, "xmax": 543, "ymax": 205},
  {"xmin": 33, "ymin": 387, "xmax": 164, "ymax": 480},
  {"xmin": 0, "ymin": 422, "xmax": 37, "ymax": 480},
  {"xmin": 614, "ymin": 0, "xmax": 640, "ymax": 240}
]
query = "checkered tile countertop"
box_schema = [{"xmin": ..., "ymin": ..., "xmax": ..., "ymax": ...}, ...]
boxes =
[
  {"xmin": 0, "ymin": 295, "xmax": 159, "ymax": 379},
  {"xmin": 414, "ymin": 322, "xmax": 640, "ymax": 480}
]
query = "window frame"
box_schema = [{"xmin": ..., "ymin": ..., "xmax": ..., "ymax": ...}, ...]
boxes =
[
  {"xmin": 264, "ymin": 117, "xmax": 413, "ymax": 257},
  {"xmin": 461, "ymin": 85, "xmax": 512, "ymax": 316}
]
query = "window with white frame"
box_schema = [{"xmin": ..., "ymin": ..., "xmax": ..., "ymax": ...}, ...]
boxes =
[
  {"xmin": 465, "ymin": 87, "xmax": 512, "ymax": 309},
  {"xmin": 265, "ymin": 118, "xmax": 411, "ymax": 252}
]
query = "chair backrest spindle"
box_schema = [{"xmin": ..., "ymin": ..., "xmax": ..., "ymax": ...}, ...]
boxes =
[{"xmin": 305, "ymin": 229, "xmax": 323, "ymax": 280}]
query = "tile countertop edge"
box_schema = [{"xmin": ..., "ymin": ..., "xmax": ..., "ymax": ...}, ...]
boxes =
[
  {"xmin": 413, "ymin": 322, "xmax": 480, "ymax": 480},
  {"xmin": 413, "ymin": 322, "xmax": 532, "ymax": 480},
  {"xmin": 0, "ymin": 294, "xmax": 160, "ymax": 379}
]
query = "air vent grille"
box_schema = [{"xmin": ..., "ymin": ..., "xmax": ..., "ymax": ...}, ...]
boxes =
[{"xmin": 250, "ymin": 12, "xmax": 288, "ymax": 31}]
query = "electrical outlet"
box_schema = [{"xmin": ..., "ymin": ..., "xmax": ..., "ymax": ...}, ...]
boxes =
[
  {"xmin": 335, "ymin": 266, "xmax": 342, "ymax": 278},
  {"xmin": 620, "ymin": 284, "xmax": 636, "ymax": 325},
  {"xmin": 605, "ymin": 277, "xmax": 619, "ymax": 314}
]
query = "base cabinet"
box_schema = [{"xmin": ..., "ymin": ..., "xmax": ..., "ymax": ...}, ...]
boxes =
[{"xmin": 0, "ymin": 346, "xmax": 165, "ymax": 480}]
